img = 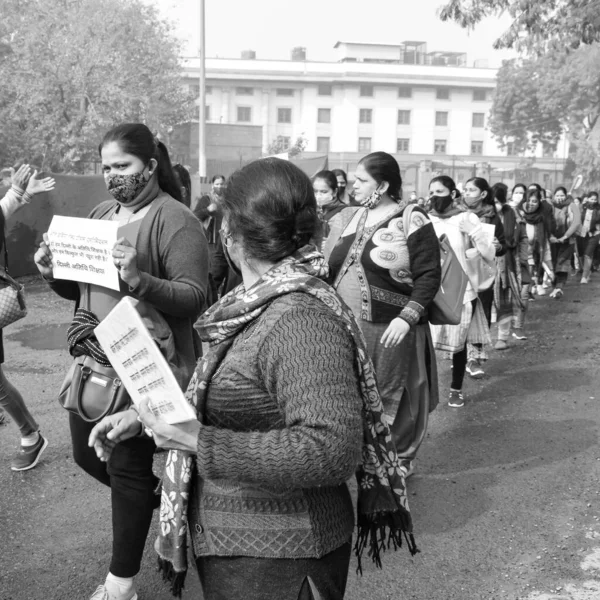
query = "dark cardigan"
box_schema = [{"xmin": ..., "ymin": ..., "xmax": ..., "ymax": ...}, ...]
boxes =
[
  {"xmin": 325, "ymin": 206, "xmax": 441, "ymax": 325},
  {"xmin": 48, "ymin": 193, "xmax": 209, "ymax": 379}
]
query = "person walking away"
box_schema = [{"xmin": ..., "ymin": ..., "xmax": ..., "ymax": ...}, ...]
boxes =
[
  {"xmin": 491, "ymin": 183, "xmax": 530, "ymax": 349},
  {"xmin": 0, "ymin": 164, "xmax": 55, "ymax": 471},
  {"xmin": 549, "ymin": 186, "xmax": 581, "ymax": 299},
  {"xmin": 462, "ymin": 177, "xmax": 506, "ymax": 377},
  {"xmin": 89, "ymin": 157, "xmax": 417, "ymax": 600},
  {"xmin": 34, "ymin": 123, "xmax": 208, "ymax": 600},
  {"xmin": 324, "ymin": 151, "xmax": 441, "ymax": 476},
  {"xmin": 172, "ymin": 163, "xmax": 192, "ymax": 209},
  {"xmin": 428, "ymin": 175, "xmax": 495, "ymax": 408},
  {"xmin": 576, "ymin": 191, "xmax": 600, "ymax": 284}
]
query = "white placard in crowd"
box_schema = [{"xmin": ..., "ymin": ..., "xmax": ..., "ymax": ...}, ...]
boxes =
[
  {"xmin": 47, "ymin": 216, "xmax": 121, "ymax": 291},
  {"xmin": 94, "ymin": 296, "xmax": 196, "ymax": 425}
]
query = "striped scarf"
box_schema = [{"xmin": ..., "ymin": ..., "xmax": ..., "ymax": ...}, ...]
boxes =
[{"xmin": 67, "ymin": 308, "xmax": 110, "ymax": 366}]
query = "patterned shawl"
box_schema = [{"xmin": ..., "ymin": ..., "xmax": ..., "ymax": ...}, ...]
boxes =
[{"xmin": 156, "ymin": 245, "xmax": 418, "ymax": 597}]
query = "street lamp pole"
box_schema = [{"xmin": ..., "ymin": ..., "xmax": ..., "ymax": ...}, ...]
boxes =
[{"xmin": 198, "ymin": 0, "xmax": 207, "ymax": 178}]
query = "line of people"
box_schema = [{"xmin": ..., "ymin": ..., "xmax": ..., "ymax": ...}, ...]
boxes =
[{"xmin": 3, "ymin": 127, "xmax": 594, "ymax": 600}]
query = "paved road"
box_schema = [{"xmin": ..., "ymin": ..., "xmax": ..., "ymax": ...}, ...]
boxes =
[{"xmin": 0, "ymin": 277, "xmax": 599, "ymax": 600}]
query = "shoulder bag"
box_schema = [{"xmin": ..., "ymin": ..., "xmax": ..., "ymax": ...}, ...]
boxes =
[{"xmin": 0, "ymin": 241, "xmax": 27, "ymax": 329}]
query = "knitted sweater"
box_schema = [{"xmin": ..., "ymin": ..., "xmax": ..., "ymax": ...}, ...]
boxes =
[{"xmin": 189, "ymin": 292, "xmax": 363, "ymax": 559}]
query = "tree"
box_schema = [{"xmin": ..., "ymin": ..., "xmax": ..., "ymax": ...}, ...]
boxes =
[
  {"xmin": 440, "ymin": 0, "xmax": 600, "ymax": 187},
  {"xmin": 0, "ymin": 0, "xmax": 194, "ymax": 172},
  {"xmin": 266, "ymin": 135, "xmax": 307, "ymax": 158},
  {"xmin": 439, "ymin": 0, "xmax": 600, "ymax": 53}
]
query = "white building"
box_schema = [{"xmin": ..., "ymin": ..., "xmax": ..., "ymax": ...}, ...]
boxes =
[{"xmin": 182, "ymin": 41, "xmax": 570, "ymax": 191}]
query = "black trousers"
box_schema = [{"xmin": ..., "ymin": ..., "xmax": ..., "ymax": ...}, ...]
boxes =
[{"xmin": 69, "ymin": 412, "xmax": 159, "ymax": 577}]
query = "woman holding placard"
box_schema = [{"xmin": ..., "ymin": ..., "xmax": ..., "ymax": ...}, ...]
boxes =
[{"xmin": 34, "ymin": 123, "xmax": 208, "ymax": 600}]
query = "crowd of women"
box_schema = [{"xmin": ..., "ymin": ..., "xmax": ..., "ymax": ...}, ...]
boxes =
[{"xmin": 1, "ymin": 124, "xmax": 595, "ymax": 600}]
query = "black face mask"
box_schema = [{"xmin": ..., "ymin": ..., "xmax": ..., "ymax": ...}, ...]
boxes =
[{"xmin": 431, "ymin": 194, "xmax": 453, "ymax": 213}]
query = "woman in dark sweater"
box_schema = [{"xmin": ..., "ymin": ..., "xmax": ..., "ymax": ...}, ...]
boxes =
[
  {"xmin": 324, "ymin": 151, "xmax": 441, "ymax": 478},
  {"xmin": 90, "ymin": 158, "xmax": 417, "ymax": 600},
  {"xmin": 34, "ymin": 123, "xmax": 208, "ymax": 600}
]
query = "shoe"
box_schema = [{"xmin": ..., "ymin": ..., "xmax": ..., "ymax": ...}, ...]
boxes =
[
  {"xmin": 466, "ymin": 359, "xmax": 485, "ymax": 378},
  {"xmin": 448, "ymin": 390, "xmax": 465, "ymax": 408},
  {"xmin": 512, "ymin": 332, "xmax": 527, "ymax": 341},
  {"xmin": 0, "ymin": 410, "xmax": 6, "ymax": 425},
  {"xmin": 536, "ymin": 285, "xmax": 546, "ymax": 296},
  {"xmin": 494, "ymin": 339, "xmax": 508, "ymax": 350},
  {"xmin": 549, "ymin": 289, "xmax": 557, "ymax": 298},
  {"xmin": 400, "ymin": 460, "xmax": 415, "ymax": 478},
  {"xmin": 89, "ymin": 584, "xmax": 138, "ymax": 600},
  {"xmin": 11, "ymin": 434, "xmax": 48, "ymax": 471},
  {"xmin": 553, "ymin": 288, "xmax": 564, "ymax": 299},
  {"xmin": 581, "ymin": 277, "xmax": 589, "ymax": 284}
]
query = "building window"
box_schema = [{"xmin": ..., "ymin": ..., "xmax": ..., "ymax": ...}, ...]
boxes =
[
  {"xmin": 317, "ymin": 84, "xmax": 333, "ymax": 96},
  {"xmin": 473, "ymin": 89, "xmax": 487, "ymax": 102},
  {"xmin": 435, "ymin": 111, "xmax": 449, "ymax": 127},
  {"xmin": 472, "ymin": 113, "xmax": 485, "ymax": 128},
  {"xmin": 397, "ymin": 110, "xmax": 411, "ymax": 125},
  {"xmin": 436, "ymin": 87, "xmax": 450, "ymax": 100},
  {"xmin": 317, "ymin": 108, "xmax": 331, "ymax": 124},
  {"xmin": 317, "ymin": 137, "xmax": 330, "ymax": 153},
  {"xmin": 276, "ymin": 135, "xmax": 291, "ymax": 148},
  {"xmin": 237, "ymin": 106, "xmax": 252, "ymax": 122},
  {"xmin": 235, "ymin": 86, "xmax": 254, "ymax": 96},
  {"xmin": 206, "ymin": 86, "xmax": 212, "ymax": 94},
  {"xmin": 506, "ymin": 142, "xmax": 516, "ymax": 156},
  {"xmin": 396, "ymin": 138, "xmax": 410, "ymax": 153},
  {"xmin": 189, "ymin": 84, "xmax": 211, "ymax": 97},
  {"xmin": 359, "ymin": 85, "xmax": 374, "ymax": 97},
  {"xmin": 359, "ymin": 108, "xmax": 373, "ymax": 124},
  {"xmin": 434, "ymin": 139, "xmax": 447, "ymax": 154},
  {"xmin": 358, "ymin": 137, "xmax": 372, "ymax": 153},
  {"xmin": 543, "ymin": 144, "xmax": 554, "ymax": 157},
  {"xmin": 471, "ymin": 141, "xmax": 483, "ymax": 155},
  {"xmin": 398, "ymin": 85, "xmax": 412, "ymax": 98},
  {"xmin": 204, "ymin": 105, "xmax": 210, "ymax": 121},
  {"xmin": 276, "ymin": 88, "xmax": 294, "ymax": 96},
  {"xmin": 277, "ymin": 108, "xmax": 292, "ymax": 123}
]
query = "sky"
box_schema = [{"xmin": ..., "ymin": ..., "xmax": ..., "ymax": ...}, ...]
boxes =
[{"xmin": 150, "ymin": 0, "xmax": 515, "ymax": 68}]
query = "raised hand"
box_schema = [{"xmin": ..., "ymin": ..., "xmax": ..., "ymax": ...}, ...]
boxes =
[
  {"xmin": 26, "ymin": 170, "xmax": 56, "ymax": 195},
  {"xmin": 11, "ymin": 164, "xmax": 32, "ymax": 191}
]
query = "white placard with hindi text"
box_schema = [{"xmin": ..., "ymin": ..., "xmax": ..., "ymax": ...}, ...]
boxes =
[
  {"xmin": 94, "ymin": 296, "xmax": 196, "ymax": 425},
  {"xmin": 47, "ymin": 216, "xmax": 120, "ymax": 291}
]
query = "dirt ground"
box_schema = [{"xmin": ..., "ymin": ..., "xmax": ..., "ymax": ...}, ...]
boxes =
[{"xmin": 0, "ymin": 275, "xmax": 599, "ymax": 600}]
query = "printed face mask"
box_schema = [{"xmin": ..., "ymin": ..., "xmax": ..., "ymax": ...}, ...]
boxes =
[
  {"xmin": 430, "ymin": 194, "xmax": 453, "ymax": 213},
  {"xmin": 106, "ymin": 172, "xmax": 148, "ymax": 205}
]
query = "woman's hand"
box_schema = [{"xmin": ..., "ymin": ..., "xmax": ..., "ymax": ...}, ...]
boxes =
[
  {"xmin": 549, "ymin": 235, "xmax": 559, "ymax": 244},
  {"xmin": 88, "ymin": 408, "xmax": 142, "ymax": 462},
  {"xmin": 380, "ymin": 317, "xmax": 410, "ymax": 349},
  {"xmin": 11, "ymin": 164, "xmax": 32, "ymax": 191},
  {"xmin": 26, "ymin": 170, "xmax": 55, "ymax": 196},
  {"xmin": 138, "ymin": 398, "xmax": 200, "ymax": 452},
  {"xmin": 493, "ymin": 237, "xmax": 502, "ymax": 252},
  {"xmin": 112, "ymin": 238, "xmax": 140, "ymax": 288},
  {"xmin": 34, "ymin": 233, "xmax": 54, "ymax": 279}
]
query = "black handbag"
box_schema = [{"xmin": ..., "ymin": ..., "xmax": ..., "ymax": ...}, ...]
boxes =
[{"xmin": 58, "ymin": 354, "xmax": 130, "ymax": 423}]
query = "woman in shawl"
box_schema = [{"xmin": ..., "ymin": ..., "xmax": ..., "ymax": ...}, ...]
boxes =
[
  {"xmin": 549, "ymin": 186, "xmax": 581, "ymax": 299},
  {"xmin": 462, "ymin": 177, "xmax": 506, "ymax": 377},
  {"xmin": 312, "ymin": 170, "xmax": 346, "ymax": 249},
  {"xmin": 576, "ymin": 191, "xmax": 600, "ymax": 284},
  {"xmin": 428, "ymin": 175, "xmax": 495, "ymax": 408},
  {"xmin": 89, "ymin": 158, "xmax": 417, "ymax": 600},
  {"xmin": 491, "ymin": 183, "xmax": 530, "ymax": 349},
  {"xmin": 516, "ymin": 188, "xmax": 554, "ymax": 298}
]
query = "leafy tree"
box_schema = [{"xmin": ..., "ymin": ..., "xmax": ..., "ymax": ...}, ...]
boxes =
[
  {"xmin": 439, "ymin": 0, "xmax": 600, "ymax": 53},
  {"xmin": 267, "ymin": 135, "xmax": 307, "ymax": 158},
  {"xmin": 0, "ymin": 0, "xmax": 194, "ymax": 172},
  {"xmin": 440, "ymin": 0, "xmax": 600, "ymax": 186}
]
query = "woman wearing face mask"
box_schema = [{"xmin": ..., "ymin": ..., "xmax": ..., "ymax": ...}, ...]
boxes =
[
  {"xmin": 428, "ymin": 175, "xmax": 494, "ymax": 407},
  {"xmin": 575, "ymin": 191, "xmax": 600, "ymax": 284},
  {"xmin": 89, "ymin": 157, "xmax": 418, "ymax": 600},
  {"xmin": 331, "ymin": 169, "xmax": 357, "ymax": 206},
  {"xmin": 312, "ymin": 170, "xmax": 345, "ymax": 247},
  {"xmin": 491, "ymin": 183, "xmax": 530, "ymax": 349},
  {"xmin": 34, "ymin": 123, "xmax": 209, "ymax": 600},
  {"xmin": 509, "ymin": 183, "xmax": 527, "ymax": 208},
  {"xmin": 324, "ymin": 152, "xmax": 441, "ymax": 476},
  {"xmin": 548, "ymin": 186, "xmax": 581, "ymax": 298},
  {"xmin": 461, "ymin": 177, "xmax": 506, "ymax": 376}
]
